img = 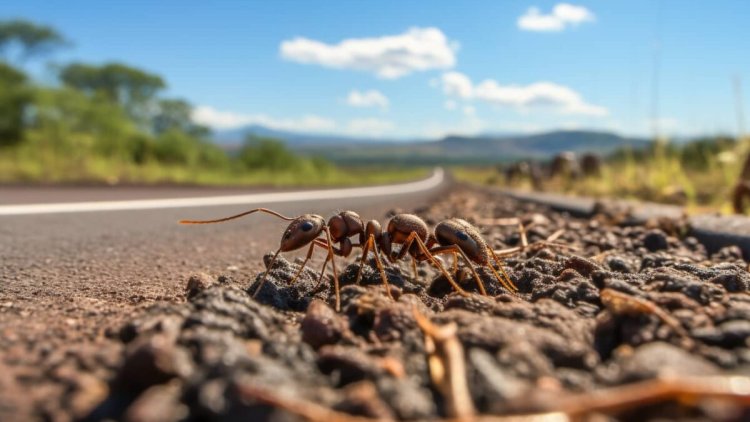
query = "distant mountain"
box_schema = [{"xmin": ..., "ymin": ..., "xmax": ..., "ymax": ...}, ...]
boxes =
[
  {"xmin": 213, "ymin": 125, "xmax": 650, "ymax": 165},
  {"xmin": 214, "ymin": 125, "xmax": 405, "ymax": 147}
]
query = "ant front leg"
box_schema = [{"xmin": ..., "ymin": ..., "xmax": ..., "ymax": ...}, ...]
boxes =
[
  {"xmin": 321, "ymin": 227, "xmax": 341, "ymax": 311},
  {"xmin": 416, "ymin": 245, "xmax": 487, "ymax": 295},
  {"xmin": 354, "ymin": 234, "xmax": 393, "ymax": 300},
  {"xmin": 399, "ymin": 232, "xmax": 469, "ymax": 296},
  {"xmin": 252, "ymin": 248, "xmax": 282, "ymax": 298},
  {"xmin": 289, "ymin": 239, "xmax": 337, "ymax": 285},
  {"xmin": 487, "ymin": 247, "xmax": 518, "ymax": 293}
]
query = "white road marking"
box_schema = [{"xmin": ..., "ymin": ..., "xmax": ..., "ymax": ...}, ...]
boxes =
[{"xmin": 0, "ymin": 168, "xmax": 444, "ymax": 216}]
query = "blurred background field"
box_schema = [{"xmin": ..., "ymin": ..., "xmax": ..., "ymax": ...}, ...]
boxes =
[
  {"xmin": 454, "ymin": 134, "xmax": 748, "ymax": 214},
  {"xmin": 1, "ymin": 3, "xmax": 749, "ymax": 212}
]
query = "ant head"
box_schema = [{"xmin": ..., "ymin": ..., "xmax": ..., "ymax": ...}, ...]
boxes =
[
  {"xmin": 328, "ymin": 210, "xmax": 363, "ymax": 240},
  {"xmin": 434, "ymin": 218, "xmax": 488, "ymax": 263},
  {"xmin": 280, "ymin": 214, "xmax": 325, "ymax": 252}
]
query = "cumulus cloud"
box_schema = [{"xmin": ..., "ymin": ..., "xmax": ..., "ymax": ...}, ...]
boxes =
[
  {"xmin": 439, "ymin": 71, "xmax": 607, "ymax": 116},
  {"xmin": 280, "ymin": 27, "xmax": 457, "ymax": 79},
  {"xmin": 346, "ymin": 90, "xmax": 389, "ymax": 109},
  {"xmin": 192, "ymin": 106, "xmax": 336, "ymax": 132},
  {"xmin": 518, "ymin": 3, "xmax": 595, "ymax": 32},
  {"xmin": 441, "ymin": 71, "xmax": 473, "ymax": 98}
]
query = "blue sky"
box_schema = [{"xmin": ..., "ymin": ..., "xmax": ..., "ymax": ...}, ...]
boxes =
[{"xmin": 4, "ymin": 0, "xmax": 750, "ymax": 139}]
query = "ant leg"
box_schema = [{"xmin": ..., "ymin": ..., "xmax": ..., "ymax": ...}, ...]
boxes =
[
  {"xmin": 487, "ymin": 247, "xmax": 518, "ymax": 293},
  {"xmin": 354, "ymin": 234, "xmax": 375, "ymax": 285},
  {"xmin": 313, "ymin": 254, "xmax": 330, "ymax": 290},
  {"xmin": 400, "ymin": 233, "xmax": 468, "ymax": 296},
  {"xmin": 289, "ymin": 240, "xmax": 334, "ymax": 285},
  {"xmin": 417, "ymin": 245, "xmax": 487, "ymax": 295},
  {"xmin": 252, "ymin": 248, "xmax": 282, "ymax": 298},
  {"xmin": 322, "ymin": 227, "xmax": 341, "ymax": 312},
  {"xmin": 179, "ymin": 207, "xmax": 295, "ymax": 225},
  {"xmin": 354, "ymin": 234, "xmax": 393, "ymax": 300},
  {"xmin": 451, "ymin": 251, "xmax": 458, "ymax": 274},
  {"xmin": 411, "ymin": 259, "xmax": 418, "ymax": 281}
]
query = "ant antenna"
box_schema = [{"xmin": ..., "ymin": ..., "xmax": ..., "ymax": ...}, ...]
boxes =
[{"xmin": 179, "ymin": 208, "xmax": 295, "ymax": 225}]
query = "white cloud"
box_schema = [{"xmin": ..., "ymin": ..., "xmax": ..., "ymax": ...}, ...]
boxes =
[
  {"xmin": 439, "ymin": 71, "xmax": 607, "ymax": 117},
  {"xmin": 463, "ymin": 105, "xmax": 476, "ymax": 116},
  {"xmin": 443, "ymin": 100, "xmax": 457, "ymax": 110},
  {"xmin": 192, "ymin": 106, "xmax": 336, "ymax": 132},
  {"xmin": 518, "ymin": 3, "xmax": 595, "ymax": 32},
  {"xmin": 280, "ymin": 27, "xmax": 457, "ymax": 79},
  {"xmin": 345, "ymin": 118, "xmax": 395, "ymax": 136},
  {"xmin": 441, "ymin": 71, "xmax": 473, "ymax": 98},
  {"xmin": 346, "ymin": 90, "xmax": 389, "ymax": 109}
]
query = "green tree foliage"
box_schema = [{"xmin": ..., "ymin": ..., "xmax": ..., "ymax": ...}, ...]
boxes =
[
  {"xmin": 152, "ymin": 98, "xmax": 211, "ymax": 138},
  {"xmin": 0, "ymin": 18, "xmax": 341, "ymax": 185},
  {"xmin": 59, "ymin": 62, "xmax": 165, "ymax": 125},
  {"xmin": 30, "ymin": 86, "xmax": 142, "ymax": 159},
  {"xmin": 0, "ymin": 63, "xmax": 31, "ymax": 146},
  {"xmin": 238, "ymin": 136, "xmax": 302, "ymax": 171},
  {"xmin": 0, "ymin": 19, "xmax": 66, "ymax": 63}
]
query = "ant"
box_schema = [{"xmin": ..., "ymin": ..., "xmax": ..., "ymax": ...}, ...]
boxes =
[
  {"xmin": 180, "ymin": 208, "xmax": 416, "ymax": 311},
  {"xmin": 180, "ymin": 209, "xmax": 517, "ymax": 312},
  {"xmin": 179, "ymin": 208, "xmax": 346, "ymax": 309},
  {"xmin": 428, "ymin": 218, "xmax": 517, "ymax": 294},
  {"xmin": 355, "ymin": 214, "xmax": 518, "ymax": 295},
  {"xmin": 354, "ymin": 214, "xmax": 468, "ymax": 296}
]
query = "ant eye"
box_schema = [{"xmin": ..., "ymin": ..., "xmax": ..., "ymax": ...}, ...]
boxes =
[
  {"xmin": 456, "ymin": 231, "xmax": 469, "ymax": 241},
  {"xmin": 301, "ymin": 222, "xmax": 314, "ymax": 232}
]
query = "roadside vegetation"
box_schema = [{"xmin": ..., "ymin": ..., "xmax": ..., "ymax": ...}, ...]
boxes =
[
  {"xmin": 455, "ymin": 135, "xmax": 747, "ymax": 213},
  {"xmin": 0, "ymin": 19, "xmax": 426, "ymax": 186}
]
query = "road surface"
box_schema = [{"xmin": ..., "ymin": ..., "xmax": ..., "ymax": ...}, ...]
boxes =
[{"xmin": 0, "ymin": 170, "xmax": 448, "ymax": 419}]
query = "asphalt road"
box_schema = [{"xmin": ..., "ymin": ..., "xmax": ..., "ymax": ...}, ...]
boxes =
[{"xmin": 0, "ymin": 171, "xmax": 450, "ymax": 418}]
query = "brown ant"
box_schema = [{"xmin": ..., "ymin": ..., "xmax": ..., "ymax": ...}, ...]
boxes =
[
  {"xmin": 356, "ymin": 214, "xmax": 517, "ymax": 295},
  {"xmin": 179, "ymin": 208, "xmax": 346, "ymax": 309},
  {"xmin": 180, "ymin": 209, "xmax": 516, "ymax": 311},
  {"xmin": 354, "ymin": 214, "xmax": 469, "ymax": 296},
  {"xmin": 427, "ymin": 218, "xmax": 517, "ymax": 294}
]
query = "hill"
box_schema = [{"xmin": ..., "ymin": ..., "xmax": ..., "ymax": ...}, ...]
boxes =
[{"xmin": 215, "ymin": 126, "xmax": 650, "ymax": 165}]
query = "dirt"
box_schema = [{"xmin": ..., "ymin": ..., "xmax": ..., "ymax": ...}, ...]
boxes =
[{"xmin": 7, "ymin": 185, "xmax": 750, "ymax": 421}]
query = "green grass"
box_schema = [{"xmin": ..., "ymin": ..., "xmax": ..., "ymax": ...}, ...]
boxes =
[
  {"xmin": 452, "ymin": 139, "xmax": 749, "ymax": 214},
  {"xmin": 0, "ymin": 148, "xmax": 429, "ymax": 187}
]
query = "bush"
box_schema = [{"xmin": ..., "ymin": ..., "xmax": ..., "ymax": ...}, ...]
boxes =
[
  {"xmin": 0, "ymin": 63, "xmax": 30, "ymax": 146},
  {"xmin": 238, "ymin": 136, "xmax": 302, "ymax": 171}
]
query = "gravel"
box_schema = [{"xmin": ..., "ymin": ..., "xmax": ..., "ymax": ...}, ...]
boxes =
[{"xmin": 11, "ymin": 186, "xmax": 750, "ymax": 421}]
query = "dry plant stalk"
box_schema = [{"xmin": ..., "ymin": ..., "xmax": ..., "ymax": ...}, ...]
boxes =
[
  {"xmin": 600, "ymin": 288, "xmax": 694, "ymax": 348},
  {"xmin": 413, "ymin": 308, "xmax": 476, "ymax": 420}
]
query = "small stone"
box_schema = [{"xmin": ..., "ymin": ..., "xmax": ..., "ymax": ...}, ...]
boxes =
[
  {"xmin": 186, "ymin": 273, "xmax": 216, "ymax": 299},
  {"xmin": 301, "ymin": 300, "xmax": 350, "ymax": 349},
  {"xmin": 615, "ymin": 342, "xmax": 720, "ymax": 382},
  {"xmin": 123, "ymin": 382, "xmax": 187, "ymax": 422},
  {"xmin": 719, "ymin": 320, "xmax": 750, "ymax": 347},
  {"xmin": 642, "ymin": 230, "xmax": 669, "ymax": 252}
]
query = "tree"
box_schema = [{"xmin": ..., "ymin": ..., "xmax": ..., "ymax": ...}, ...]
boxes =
[
  {"xmin": 0, "ymin": 19, "xmax": 66, "ymax": 63},
  {"xmin": 238, "ymin": 136, "xmax": 301, "ymax": 171},
  {"xmin": 152, "ymin": 98, "xmax": 211, "ymax": 138},
  {"xmin": 0, "ymin": 63, "xmax": 30, "ymax": 145},
  {"xmin": 60, "ymin": 62, "xmax": 165, "ymax": 125}
]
